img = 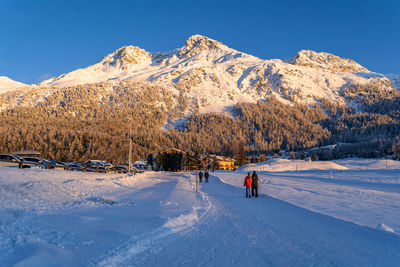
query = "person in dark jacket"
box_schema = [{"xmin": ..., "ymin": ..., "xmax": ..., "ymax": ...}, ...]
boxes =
[
  {"xmin": 204, "ymin": 170, "xmax": 209, "ymax": 183},
  {"xmin": 47, "ymin": 160, "xmax": 52, "ymax": 169},
  {"xmin": 251, "ymin": 170, "xmax": 259, "ymax": 197},
  {"xmin": 243, "ymin": 172, "xmax": 252, "ymax": 198},
  {"xmin": 199, "ymin": 170, "xmax": 203, "ymax": 183}
]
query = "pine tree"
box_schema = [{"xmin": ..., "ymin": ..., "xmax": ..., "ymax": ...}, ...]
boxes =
[
  {"xmin": 235, "ymin": 140, "xmax": 247, "ymax": 167},
  {"xmin": 259, "ymin": 154, "xmax": 267, "ymax": 162}
]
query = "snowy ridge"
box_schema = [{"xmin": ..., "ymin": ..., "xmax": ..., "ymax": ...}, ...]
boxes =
[
  {"xmin": 2, "ymin": 35, "xmax": 399, "ymax": 113},
  {"xmin": 285, "ymin": 50, "xmax": 368, "ymax": 73},
  {"xmin": 0, "ymin": 76, "xmax": 26, "ymax": 93}
]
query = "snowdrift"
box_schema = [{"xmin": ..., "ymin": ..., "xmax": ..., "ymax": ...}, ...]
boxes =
[{"xmin": 239, "ymin": 158, "xmax": 348, "ymax": 172}]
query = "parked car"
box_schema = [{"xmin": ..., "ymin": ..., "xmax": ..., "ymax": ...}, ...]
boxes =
[
  {"xmin": 82, "ymin": 160, "xmax": 113, "ymax": 173},
  {"xmin": 47, "ymin": 158, "xmax": 67, "ymax": 169},
  {"xmin": 22, "ymin": 157, "xmax": 49, "ymax": 168},
  {"xmin": 0, "ymin": 154, "xmax": 20, "ymax": 163},
  {"xmin": 111, "ymin": 165, "xmax": 129, "ymax": 173},
  {"xmin": 64, "ymin": 162, "xmax": 83, "ymax": 171},
  {"xmin": 0, "ymin": 154, "xmax": 30, "ymax": 167}
]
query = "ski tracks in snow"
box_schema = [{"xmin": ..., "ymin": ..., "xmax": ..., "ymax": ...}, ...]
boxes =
[{"xmin": 96, "ymin": 173, "xmax": 213, "ymax": 266}]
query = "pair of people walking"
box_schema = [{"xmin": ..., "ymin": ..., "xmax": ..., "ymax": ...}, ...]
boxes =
[
  {"xmin": 198, "ymin": 169, "xmax": 209, "ymax": 183},
  {"xmin": 244, "ymin": 171, "xmax": 258, "ymax": 198}
]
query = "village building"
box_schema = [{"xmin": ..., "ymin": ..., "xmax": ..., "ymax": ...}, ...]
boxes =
[
  {"xmin": 156, "ymin": 148, "xmax": 186, "ymax": 171},
  {"xmin": 202, "ymin": 155, "xmax": 236, "ymax": 171}
]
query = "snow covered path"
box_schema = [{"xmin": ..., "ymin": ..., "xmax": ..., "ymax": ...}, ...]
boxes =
[
  {"xmin": 115, "ymin": 174, "xmax": 400, "ymax": 266},
  {"xmin": 1, "ymin": 166, "xmax": 400, "ymax": 266}
]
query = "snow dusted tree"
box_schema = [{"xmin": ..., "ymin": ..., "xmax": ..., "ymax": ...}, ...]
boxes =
[
  {"xmin": 235, "ymin": 140, "xmax": 247, "ymax": 167},
  {"xmin": 259, "ymin": 154, "xmax": 267, "ymax": 162},
  {"xmin": 393, "ymin": 141, "xmax": 400, "ymax": 160},
  {"xmin": 184, "ymin": 151, "xmax": 202, "ymax": 170}
]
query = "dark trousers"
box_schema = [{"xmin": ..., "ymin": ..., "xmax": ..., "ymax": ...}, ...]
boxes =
[
  {"xmin": 252, "ymin": 186, "xmax": 258, "ymax": 197},
  {"xmin": 246, "ymin": 187, "xmax": 251, "ymax": 198}
]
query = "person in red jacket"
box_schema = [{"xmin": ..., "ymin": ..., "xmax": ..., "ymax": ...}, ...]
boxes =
[{"xmin": 243, "ymin": 172, "xmax": 253, "ymax": 198}]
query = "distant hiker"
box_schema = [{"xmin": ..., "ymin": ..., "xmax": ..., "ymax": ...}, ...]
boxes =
[
  {"xmin": 18, "ymin": 159, "xmax": 23, "ymax": 169},
  {"xmin": 243, "ymin": 172, "xmax": 253, "ymax": 198},
  {"xmin": 47, "ymin": 160, "xmax": 52, "ymax": 169},
  {"xmin": 251, "ymin": 170, "xmax": 259, "ymax": 197},
  {"xmin": 204, "ymin": 170, "xmax": 209, "ymax": 183},
  {"xmin": 199, "ymin": 170, "xmax": 203, "ymax": 183}
]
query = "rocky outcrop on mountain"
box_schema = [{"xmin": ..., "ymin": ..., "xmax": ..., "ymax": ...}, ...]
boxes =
[
  {"xmin": 285, "ymin": 50, "xmax": 368, "ymax": 73},
  {"xmin": 102, "ymin": 46, "xmax": 151, "ymax": 69},
  {"xmin": 178, "ymin": 35, "xmax": 230, "ymax": 58}
]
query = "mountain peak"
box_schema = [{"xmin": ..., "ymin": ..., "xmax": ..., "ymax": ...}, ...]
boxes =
[
  {"xmin": 178, "ymin": 35, "xmax": 226, "ymax": 58},
  {"xmin": 286, "ymin": 50, "xmax": 368, "ymax": 73},
  {"xmin": 102, "ymin": 45, "xmax": 151, "ymax": 69}
]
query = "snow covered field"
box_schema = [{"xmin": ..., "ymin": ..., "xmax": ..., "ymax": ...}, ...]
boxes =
[{"xmin": 1, "ymin": 158, "xmax": 400, "ymax": 266}]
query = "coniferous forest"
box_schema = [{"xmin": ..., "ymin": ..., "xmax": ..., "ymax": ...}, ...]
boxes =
[{"xmin": 0, "ymin": 80, "xmax": 399, "ymax": 163}]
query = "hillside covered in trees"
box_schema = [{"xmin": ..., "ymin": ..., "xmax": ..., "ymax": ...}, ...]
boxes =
[{"xmin": 0, "ymin": 80, "xmax": 399, "ymax": 163}]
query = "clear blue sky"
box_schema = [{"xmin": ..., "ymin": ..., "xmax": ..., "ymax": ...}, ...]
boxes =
[{"xmin": 1, "ymin": 0, "xmax": 399, "ymax": 84}]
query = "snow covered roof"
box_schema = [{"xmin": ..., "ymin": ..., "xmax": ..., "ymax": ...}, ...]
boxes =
[
  {"xmin": 13, "ymin": 150, "xmax": 41, "ymax": 156},
  {"xmin": 203, "ymin": 154, "xmax": 235, "ymax": 162}
]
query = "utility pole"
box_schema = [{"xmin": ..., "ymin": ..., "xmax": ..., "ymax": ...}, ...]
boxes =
[
  {"xmin": 330, "ymin": 167, "xmax": 333, "ymax": 179},
  {"xmin": 196, "ymin": 166, "xmax": 198, "ymax": 192},
  {"xmin": 128, "ymin": 122, "xmax": 133, "ymax": 174}
]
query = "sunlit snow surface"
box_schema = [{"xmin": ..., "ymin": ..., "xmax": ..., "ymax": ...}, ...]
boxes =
[
  {"xmin": 0, "ymin": 76, "xmax": 26, "ymax": 93},
  {"xmin": 1, "ymin": 158, "xmax": 400, "ymax": 266}
]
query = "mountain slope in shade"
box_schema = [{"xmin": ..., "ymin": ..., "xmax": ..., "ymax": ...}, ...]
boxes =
[
  {"xmin": 386, "ymin": 74, "xmax": 400, "ymax": 88},
  {"xmin": 0, "ymin": 76, "xmax": 26, "ymax": 93},
  {"xmin": 10, "ymin": 35, "xmax": 398, "ymax": 113}
]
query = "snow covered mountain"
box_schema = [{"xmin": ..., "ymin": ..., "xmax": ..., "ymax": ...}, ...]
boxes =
[
  {"xmin": 0, "ymin": 76, "xmax": 26, "ymax": 93},
  {"xmin": 37, "ymin": 35, "xmax": 397, "ymax": 113},
  {"xmin": 1, "ymin": 35, "xmax": 398, "ymax": 114}
]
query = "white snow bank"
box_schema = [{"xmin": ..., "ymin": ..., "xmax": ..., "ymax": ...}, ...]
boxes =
[
  {"xmin": 240, "ymin": 158, "xmax": 348, "ymax": 172},
  {"xmin": 334, "ymin": 158, "xmax": 400, "ymax": 170},
  {"xmin": 0, "ymin": 167, "xmax": 158, "ymax": 213},
  {"xmin": 0, "ymin": 167, "xmax": 210, "ymax": 266}
]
